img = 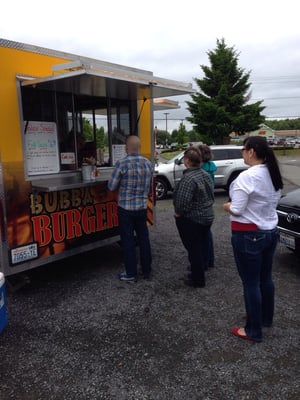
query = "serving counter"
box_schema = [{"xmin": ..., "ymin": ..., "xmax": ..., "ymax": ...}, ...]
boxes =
[{"xmin": 31, "ymin": 168, "xmax": 114, "ymax": 192}]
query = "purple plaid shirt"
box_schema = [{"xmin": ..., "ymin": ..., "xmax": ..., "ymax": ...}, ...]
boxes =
[{"xmin": 108, "ymin": 153, "xmax": 153, "ymax": 210}]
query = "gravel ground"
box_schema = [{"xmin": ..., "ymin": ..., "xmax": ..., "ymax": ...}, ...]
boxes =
[{"xmin": 0, "ymin": 181, "xmax": 299, "ymax": 400}]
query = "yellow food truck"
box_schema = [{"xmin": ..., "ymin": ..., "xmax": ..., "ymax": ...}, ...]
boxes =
[{"xmin": 0, "ymin": 38, "xmax": 193, "ymax": 279}]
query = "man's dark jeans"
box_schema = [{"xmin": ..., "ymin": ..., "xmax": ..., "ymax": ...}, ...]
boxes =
[
  {"xmin": 118, "ymin": 206, "xmax": 152, "ymax": 277},
  {"xmin": 175, "ymin": 216, "xmax": 210, "ymax": 286}
]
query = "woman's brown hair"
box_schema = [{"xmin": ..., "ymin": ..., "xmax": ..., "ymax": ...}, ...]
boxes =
[{"xmin": 184, "ymin": 147, "xmax": 202, "ymax": 167}]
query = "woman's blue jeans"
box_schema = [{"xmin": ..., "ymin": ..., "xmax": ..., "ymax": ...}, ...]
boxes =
[
  {"xmin": 117, "ymin": 206, "xmax": 152, "ymax": 277},
  {"xmin": 231, "ymin": 228, "xmax": 278, "ymax": 341}
]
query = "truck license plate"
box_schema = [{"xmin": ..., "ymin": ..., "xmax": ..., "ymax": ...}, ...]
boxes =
[
  {"xmin": 10, "ymin": 243, "xmax": 39, "ymax": 265},
  {"xmin": 279, "ymin": 233, "xmax": 295, "ymax": 249}
]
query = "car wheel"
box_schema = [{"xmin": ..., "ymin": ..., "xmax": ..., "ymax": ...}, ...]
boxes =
[{"xmin": 155, "ymin": 178, "xmax": 168, "ymax": 200}]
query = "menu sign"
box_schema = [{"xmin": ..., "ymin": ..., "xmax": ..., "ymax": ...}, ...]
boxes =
[
  {"xmin": 25, "ymin": 121, "xmax": 59, "ymax": 175},
  {"xmin": 112, "ymin": 144, "xmax": 126, "ymax": 165}
]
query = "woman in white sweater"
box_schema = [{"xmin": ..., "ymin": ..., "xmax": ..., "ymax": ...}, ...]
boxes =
[{"xmin": 223, "ymin": 136, "xmax": 283, "ymax": 342}]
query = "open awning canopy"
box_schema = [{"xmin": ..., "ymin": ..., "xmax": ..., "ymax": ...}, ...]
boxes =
[
  {"xmin": 153, "ymin": 98, "xmax": 180, "ymax": 111},
  {"xmin": 21, "ymin": 60, "xmax": 195, "ymax": 101}
]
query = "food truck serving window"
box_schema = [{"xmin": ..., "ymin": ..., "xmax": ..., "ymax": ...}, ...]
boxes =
[
  {"xmin": 19, "ymin": 61, "xmax": 194, "ymax": 183},
  {"xmin": 20, "ymin": 84, "xmax": 136, "ymax": 177}
]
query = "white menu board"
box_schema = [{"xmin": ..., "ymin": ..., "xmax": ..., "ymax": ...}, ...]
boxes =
[
  {"xmin": 112, "ymin": 144, "xmax": 127, "ymax": 165},
  {"xmin": 25, "ymin": 121, "xmax": 60, "ymax": 175}
]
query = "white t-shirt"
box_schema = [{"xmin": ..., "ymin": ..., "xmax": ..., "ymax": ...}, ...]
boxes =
[{"xmin": 229, "ymin": 164, "xmax": 281, "ymax": 230}]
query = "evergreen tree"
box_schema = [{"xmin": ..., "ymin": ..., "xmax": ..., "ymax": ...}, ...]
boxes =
[{"xmin": 186, "ymin": 38, "xmax": 265, "ymax": 144}]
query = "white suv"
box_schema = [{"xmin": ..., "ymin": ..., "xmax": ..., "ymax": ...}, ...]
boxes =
[{"xmin": 155, "ymin": 145, "xmax": 249, "ymax": 200}]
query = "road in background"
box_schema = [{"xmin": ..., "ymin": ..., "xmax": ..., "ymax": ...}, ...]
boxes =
[{"xmin": 278, "ymin": 155, "xmax": 300, "ymax": 189}]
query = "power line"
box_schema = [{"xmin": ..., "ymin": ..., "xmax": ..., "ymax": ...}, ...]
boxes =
[
  {"xmin": 252, "ymin": 96, "xmax": 300, "ymax": 101},
  {"xmin": 265, "ymin": 115, "xmax": 300, "ymax": 119},
  {"xmin": 251, "ymin": 75, "xmax": 300, "ymax": 82}
]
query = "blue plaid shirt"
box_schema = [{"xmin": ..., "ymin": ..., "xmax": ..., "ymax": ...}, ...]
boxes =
[{"xmin": 108, "ymin": 153, "xmax": 153, "ymax": 210}]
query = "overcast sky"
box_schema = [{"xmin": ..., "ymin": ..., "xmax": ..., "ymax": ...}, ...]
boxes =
[{"xmin": 2, "ymin": 0, "xmax": 300, "ymax": 132}]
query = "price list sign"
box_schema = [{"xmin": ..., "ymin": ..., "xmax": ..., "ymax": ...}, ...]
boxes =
[{"xmin": 25, "ymin": 121, "xmax": 60, "ymax": 175}]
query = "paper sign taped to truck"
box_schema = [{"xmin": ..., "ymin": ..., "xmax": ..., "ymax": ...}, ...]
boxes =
[{"xmin": 24, "ymin": 121, "xmax": 60, "ymax": 175}]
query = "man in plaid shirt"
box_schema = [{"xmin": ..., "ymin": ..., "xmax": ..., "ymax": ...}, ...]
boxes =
[{"xmin": 108, "ymin": 135, "xmax": 153, "ymax": 281}]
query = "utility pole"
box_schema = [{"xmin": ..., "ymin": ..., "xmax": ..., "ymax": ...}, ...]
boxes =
[{"xmin": 164, "ymin": 112, "xmax": 169, "ymax": 147}]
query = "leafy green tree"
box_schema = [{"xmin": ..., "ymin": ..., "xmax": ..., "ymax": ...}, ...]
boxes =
[
  {"xmin": 186, "ymin": 38, "xmax": 265, "ymax": 144},
  {"xmin": 170, "ymin": 130, "xmax": 178, "ymax": 142},
  {"xmin": 176, "ymin": 122, "xmax": 188, "ymax": 145},
  {"xmin": 82, "ymin": 117, "xmax": 108, "ymax": 149},
  {"xmin": 96, "ymin": 126, "xmax": 108, "ymax": 148},
  {"xmin": 186, "ymin": 129, "xmax": 202, "ymax": 142},
  {"xmin": 267, "ymin": 118, "xmax": 300, "ymax": 130},
  {"xmin": 157, "ymin": 130, "xmax": 171, "ymax": 146},
  {"xmin": 82, "ymin": 117, "xmax": 94, "ymax": 141}
]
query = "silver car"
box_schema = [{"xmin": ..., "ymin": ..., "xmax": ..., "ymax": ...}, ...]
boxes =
[{"xmin": 155, "ymin": 145, "xmax": 249, "ymax": 200}]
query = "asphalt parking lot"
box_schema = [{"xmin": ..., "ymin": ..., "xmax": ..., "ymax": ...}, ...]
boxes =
[{"xmin": 0, "ymin": 157, "xmax": 299, "ymax": 400}]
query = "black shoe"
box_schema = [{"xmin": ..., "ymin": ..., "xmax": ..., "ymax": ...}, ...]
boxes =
[
  {"xmin": 263, "ymin": 322, "xmax": 272, "ymax": 327},
  {"xmin": 184, "ymin": 279, "xmax": 205, "ymax": 288},
  {"xmin": 185, "ymin": 273, "xmax": 192, "ymax": 280},
  {"xmin": 140, "ymin": 271, "xmax": 152, "ymax": 280}
]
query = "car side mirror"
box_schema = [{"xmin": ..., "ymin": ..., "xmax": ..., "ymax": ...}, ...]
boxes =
[{"xmin": 175, "ymin": 158, "xmax": 182, "ymax": 165}]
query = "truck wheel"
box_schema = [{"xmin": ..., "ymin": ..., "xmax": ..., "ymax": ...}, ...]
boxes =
[{"xmin": 156, "ymin": 178, "xmax": 168, "ymax": 200}]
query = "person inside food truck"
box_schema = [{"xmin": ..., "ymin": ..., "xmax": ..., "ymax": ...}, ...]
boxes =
[{"xmin": 61, "ymin": 130, "xmax": 95, "ymax": 168}]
